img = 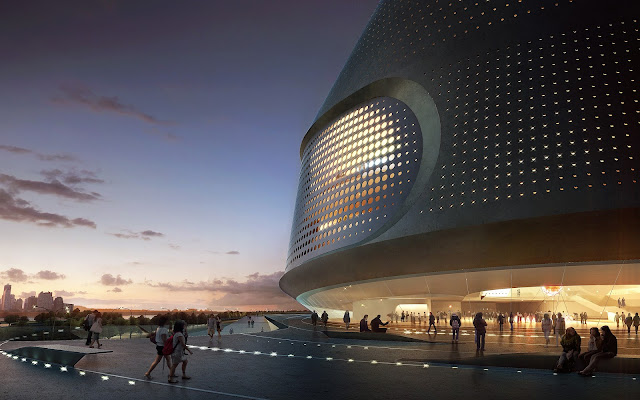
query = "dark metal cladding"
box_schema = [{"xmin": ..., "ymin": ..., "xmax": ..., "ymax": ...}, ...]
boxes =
[{"xmin": 281, "ymin": 0, "xmax": 640, "ymax": 305}]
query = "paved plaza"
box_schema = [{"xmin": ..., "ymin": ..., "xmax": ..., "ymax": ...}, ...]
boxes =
[{"xmin": 1, "ymin": 315, "xmax": 639, "ymax": 400}]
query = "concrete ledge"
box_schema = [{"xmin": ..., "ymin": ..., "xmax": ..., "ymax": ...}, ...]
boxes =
[
  {"xmin": 400, "ymin": 353, "xmax": 640, "ymax": 374},
  {"xmin": 8, "ymin": 345, "xmax": 112, "ymax": 366},
  {"xmin": 323, "ymin": 330, "xmax": 432, "ymax": 343}
]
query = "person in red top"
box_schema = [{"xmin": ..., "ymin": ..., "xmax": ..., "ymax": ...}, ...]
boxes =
[{"xmin": 473, "ymin": 312, "xmax": 488, "ymax": 351}]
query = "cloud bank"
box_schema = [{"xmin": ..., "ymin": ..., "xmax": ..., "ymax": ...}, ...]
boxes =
[{"xmin": 100, "ymin": 274, "xmax": 133, "ymax": 286}]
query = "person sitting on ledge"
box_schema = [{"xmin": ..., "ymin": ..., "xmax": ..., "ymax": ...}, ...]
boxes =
[
  {"xmin": 360, "ymin": 315, "xmax": 371, "ymax": 332},
  {"xmin": 554, "ymin": 327, "xmax": 581, "ymax": 373},
  {"xmin": 370, "ymin": 315, "xmax": 389, "ymax": 333},
  {"xmin": 578, "ymin": 325, "xmax": 617, "ymax": 376},
  {"xmin": 578, "ymin": 327, "xmax": 602, "ymax": 365}
]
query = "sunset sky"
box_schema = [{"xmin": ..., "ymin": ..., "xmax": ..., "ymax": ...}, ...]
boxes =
[{"xmin": 0, "ymin": 0, "xmax": 379, "ymax": 310}]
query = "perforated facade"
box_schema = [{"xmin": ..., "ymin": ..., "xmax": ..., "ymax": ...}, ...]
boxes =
[{"xmin": 280, "ymin": 0, "xmax": 640, "ymax": 317}]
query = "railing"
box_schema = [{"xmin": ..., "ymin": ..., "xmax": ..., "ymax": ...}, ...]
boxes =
[{"xmin": 0, "ymin": 324, "xmax": 208, "ymax": 341}]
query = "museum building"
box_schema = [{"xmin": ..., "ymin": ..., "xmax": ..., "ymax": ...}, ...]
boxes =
[{"xmin": 280, "ymin": 0, "xmax": 640, "ymax": 320}]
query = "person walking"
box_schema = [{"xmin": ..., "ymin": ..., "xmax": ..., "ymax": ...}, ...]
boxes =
[
  {"xmin": 215, "ymin": 315, "xmax": 222, "ymax": 338},
  {"xmin": 578, "ymin": 326, "xmax": 617, "ymax": 376},
  {"xmin": 551, "ymin": 313, "xmax": 557, "ymax": 334},
  {"xmin": 618, "ymin": 298, "xmax": 621, "ymax": 308},
  {"xmin": 401, "ymin": 311, "xmax": 405, "ymax": 323},
  {"xmin": 625, "ymin": 313, "xmax": 633, "ymax": 333},
  {"xmin": 427, "ymin": 312, "xmax": 437, "ymax": 333},
  {"xmin": 450, "ymin": 313, "xmax": 461, "ymax": 343},
  {"xmin": 311, "ymin": 311, "xmax": 318, "ymax": 328},
  {"xmin": 615, "ymin": 312, "xmax": 620, "ymax": 328},
  {"xmin": 497, "ymin": 313, "xmax": 504, "ymax": 331},
  {"xmin": 207, "ymin": 314, "xmax": 216, "ymax": 345},
  {"xmin": 84, "ymin": 310, "xmax": 97, "ymax": 346},
  {"xmin": 509, "ymin": 312, "xmax": 514, "ymax": 331},
  {"xmin": 321, "ymin": 311, "xmax": 329, "ymax": 329},
  {"xmin": 88, "ymin": 312, "xmax": 103, "ymax": 349},
  {"xmin": 633, "ymin": 313, "xmax": 640, "ymax": 334},
  {"xmin": 584, "ymin": 312, "xmax": 588, "ymax": 325},
  {"xmin": 247, "ymin": 316, "xmax": 251, "ymax": 328},
  {"xmin": 622, "ymin": 297, "xmax": 626, "ymax": 307},
  {"xmin": 343, "ymin": 310, "xmax": 351, "ymax": 330},
  {"xmin": 473, "ymin": 312, "xmax": 487, "ymax": 351},
  {"xmin": 167, "ymin": 320, "xmax": 193, "ymax": 383},
  {"xmin": 144, "ymin": 316, "xmax": 171, "ymax": 379},
  {"xmin": 555, "ymin": 313, "xmax": 565, "ymax": 346},
  {"xmin": 541, "ymin": 313, "xmax": 553, "ymax": 347}
]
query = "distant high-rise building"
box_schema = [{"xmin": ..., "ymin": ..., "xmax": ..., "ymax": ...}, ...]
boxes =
[
  {"xmin": 14, "ymin": 298, "xmax": 23, "ymax": 311},
  {"xmin": 1, "ymin": 284, "xmax": 11, "ymax": 311},
  {"xmin": 53, "ymin": 297, "xmax": 64, "ymax": 312},
  {"xmin": 37, "ymin": 291, "xmax": 54, "ymax": 310},
  {"xmin": 24, "ymin": 296, "xmax": 37, "ymax": 311}
]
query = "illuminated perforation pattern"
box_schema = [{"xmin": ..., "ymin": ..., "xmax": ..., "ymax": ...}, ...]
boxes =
[
  {"xmin": 287, "ymin": 98, "xmax": 422, "ymax": 270},
  {"xmin": 425, "ymin": 21, "xmax": 639, "ymax": 212},
  {"xmin": 320, "ymin": 0, "xmax": 579, "ymax": 118}
]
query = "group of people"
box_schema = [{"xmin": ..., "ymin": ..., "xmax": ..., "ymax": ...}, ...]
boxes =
[
  {"xmin": 359, "ymin": 314, "xmax": 389, "ymax": 332},
  {"xmin": 144, "ymin": 316, "xmax": 194, "ymax": 383},
  {"xmin": 555, "ymin": 325, "xmax": 617, "ymax": 375},
  {"xmin": 207, "ymin": 314, "xmax": 223, "ymax": 343},
  {"xmin": 82, "ymin": 310, "xmax": 103, "ymax": 349},
  {"xmin": 310, "ymin": 310, "xmax": 329, "ymax": 329},
  {"xmin": 614, "ymin": 312, "xmax": 640, "ymax": 333}
]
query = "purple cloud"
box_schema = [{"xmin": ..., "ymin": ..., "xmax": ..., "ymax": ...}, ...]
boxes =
[
  {"xmin": 0, "ymin": 174, "xmax": 100, "ymax": 202},
  {"xmin": 100, "ymin": 274, "xmax": 133, "ymax": 286},
  {"xmin": 0, "ymin": 268, "xmax": 29, "ymax": 283},
  {"xmin": 0, "ymin": 144, "xmax": 76, "ymax": 162},
  {"xmin": 41, "ymin": 169, "xmax": 104, "ymax": 185},
  {"xmin": 35, "ymin": 270, "xmax": 66, "ymax": 280},
  {"xmin": 0, "ymin": 189, "xmax": 97, "ymax": 228},
  {"xmin": 109, "ymin": 229, "xmax": 164, "ymax": 241},
  {"xmin": 52, "ymin": 84, "xmax": 172, "ymax": 126}
]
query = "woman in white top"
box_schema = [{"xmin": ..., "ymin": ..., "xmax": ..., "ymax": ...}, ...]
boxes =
[
  {"xmin": 168, "ymin": 320, "xmax": 193, "ymax": 383},
  {"xmin": 89, "ymin": 312, "xmax": 103, "ymax": 348},
  {"xmin": 541, "ymin": 313, "xmax": 553, "ymax": 347},
  {"xmin": 144, "ymin": 316, "xmax": 171, "ymax": 379}
]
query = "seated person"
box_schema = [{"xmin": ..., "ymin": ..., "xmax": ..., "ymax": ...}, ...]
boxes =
[
  {"xmin": 360, "ymin": 315, "xmax": 371, "ymax": 332},
  {"xmin": 578, "ymin": 326, "xmax": 617, "ymax": 376},
  {"xmin": 370, "ymin": 315, "xmax": 389, "ymax": 333},
  {"xmin": 554, "ymin": 327, "xmax": 581, "ymax": 373},
  {"xmin": 578, "ymin": 327, "xmax": 602, "ymax": 364}
]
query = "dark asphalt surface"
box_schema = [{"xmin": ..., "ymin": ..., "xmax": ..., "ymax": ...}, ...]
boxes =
[{"xmin": 1, "ymin": 315, "xmax": 638, "ymax": 400}]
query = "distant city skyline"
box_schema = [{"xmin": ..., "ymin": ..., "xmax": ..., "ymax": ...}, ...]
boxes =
[{"xmin": 0, "ymin": 1, "xmax": 379, "ymax": 310}]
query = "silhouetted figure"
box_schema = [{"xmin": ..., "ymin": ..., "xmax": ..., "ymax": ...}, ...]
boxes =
[
  {"xmin": 311, "ymin": 311, "xmax": 318, "ymax": 328},
  {"xmin": 370, "ymin": 315, "xmax": 389, "ymax": 333},
  {"xmin": 321, "ymin": 311, "xmax": 329, "ymax": 329},
  {"xmin": 473, "ymin": 312, "xmax": 487, "ymax": 351},
  {"xmin": 497, "ymin": 313, "xmax": 504, "ymax": 331},
  {"xmin": 427, "ymin": 312, "xmax": 436, "ymax": 333},
  {"xmin": 360, "ymin": 315, "xmax": 371, "ymax": 332},
  {"xmin": 450, "ymin": 313, "xmax": 461, "ymax": 342},
  {"xmin": 343, "ymin": 310, "xmax": 351, "ymax": 330}
]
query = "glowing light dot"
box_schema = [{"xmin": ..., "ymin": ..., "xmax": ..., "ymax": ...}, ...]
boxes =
[
  {"xmin": 326, "ymin": 357, "xmax": 333, "ymax": 361},
  {"xmin": 101, "ymin": 376, "xmax": 109, "ymax": 381},
  {"xmin": 31, "ymin": 361, "xmax": 38, "ymax": 365},
  {"xmin": 306, "ymin": 356, "xmax": 312, "ymax": 359},
  {"xmin": 348, "ymin": 359, "xmax": 354, "ymax": 362},
  {"xmin": 44, "ymin": 364, "xmax": 51, "ymax": 368},
  {"xmin": 253, "ymin": 351, "xmax": 261, "ymax": 355},
  {"xmin": 128, "ymin": 381, "xmax": 136, "ymax": 385},
  {"xmin": 371, "ymin": 360, "xmax": 378, "ymax": 364},
  {"xmin": 452, "ymin": 366, "xmax": 458, "ymax": 369},
  {"xmin": 423, "ymin": 364, "xmax": 429, "ymax": 368},
  {"xmin": 270, "ymin": 352, "xmax": 277, "ymax": 357},
  {"xmin": 60, "ymin": 367, "xmax": 67, "ymax": 372}
]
